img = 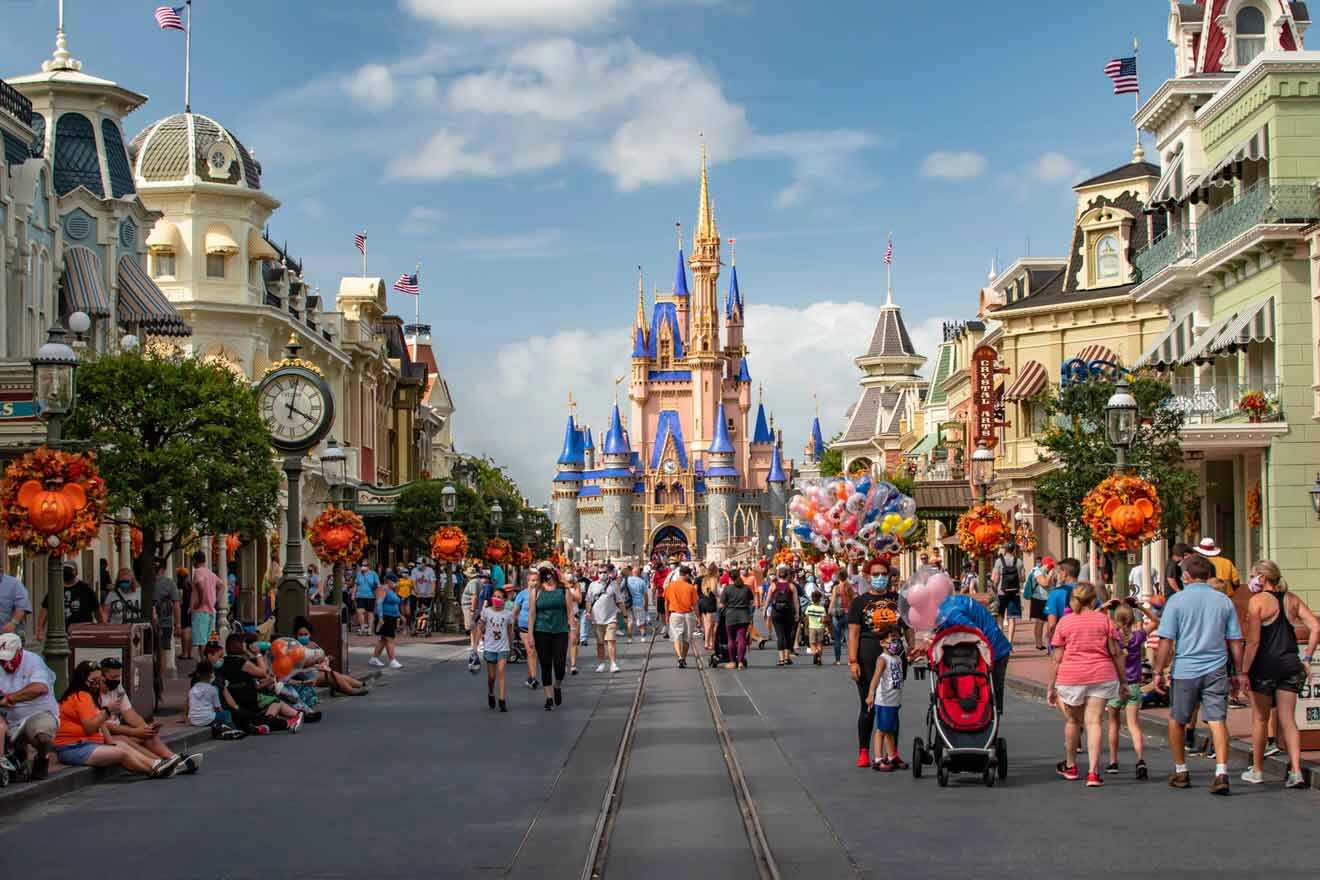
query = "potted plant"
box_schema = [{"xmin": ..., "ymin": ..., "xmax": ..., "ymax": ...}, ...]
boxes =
[{"xmin": 1239, "ymin": 391, "xmax": 1268, "ymax": 423}]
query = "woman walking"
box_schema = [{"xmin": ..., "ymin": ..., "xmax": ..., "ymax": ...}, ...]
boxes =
[
  {"xmin": 529, "ymin": 566, "xmax": 577, "ymax": 711},
  {"xmin": 829, "ymin": 571, "xmax": 854, "ymax": 667},
  {"xmin": 721, "ymin": 572, "xmax": 754, "ymax": 669},
  {"xmin": 700, "ymin": 563, "xmax": 720, "ymax": 653},
  {"xmin": 1241, "ymin": 560, "xmax": 1319, "ymax": 789},
  {"xmin": 767, "ymin": 566, "xmax": 799, "ymax": 667},
  {"xmin": 369, "ymin": 577, "xmax": 404, "ymax": 669},
  {"xmin": 1047, "ymin": 582, "xmax": 1122, "ymax": 787}
]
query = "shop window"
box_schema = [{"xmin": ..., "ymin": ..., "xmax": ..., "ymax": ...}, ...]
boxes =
[
  {"xmin": 206, "ymin": 253, "xmax": 226, "ymax": 279},
  {"xmin": 153, "ymin": 252, "xmax": 176, "ymax": 278}
]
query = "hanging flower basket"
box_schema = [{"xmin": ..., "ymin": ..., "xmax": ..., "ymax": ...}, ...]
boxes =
[
  {"xmin": 308, "ymin": 507, "xmax": 368, "ymax": 567},
  {"xmin": 957, "ymin": 504, "xmax": 1007, "ymax": 556},
  {"xmin": 1013, "ymin": 521, "xmax": 1038, "ymax": 554},
  {"xmin": 1082, "ymin": 474, "xmax": 1163, "ymax": 553},
  {"xmin": 131, "ymin": 526, "xmax": 143, "ymax": 559},
  {"xmin": 1, "ymin": 447, "xmax": 107, "ymax": 557},
  {"xmin": 514, "ymin": 544, "xmax": 534, "ymax": 567},
  {"xmin": 430, "ymin": 526, "xmax": 468, "ymax": 563},
  {"xmin": 772, "ymin": 548, "xmax": 798, "ymax": 568},
  {"xmin": 485, "ymin": 537, "xmax": 512, "ymax": 564}
]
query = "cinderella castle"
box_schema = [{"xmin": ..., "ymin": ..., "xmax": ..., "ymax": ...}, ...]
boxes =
[{"xmin": 550, "ymin": 149, "xmax": 822, "ymax": 563}]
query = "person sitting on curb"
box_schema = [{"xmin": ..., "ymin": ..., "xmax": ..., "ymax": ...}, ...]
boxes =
[
  {"xmin": 0, "ymin": 633, "xmax": 59, "ymax": 779},
  {"xmin": 96, "ymin": 658, "xmax": 202, "ymax": 775},
  {"xmin": 217, "ymin": 634, "xmax": 303, "ymax": 734},
  {"xmin": 54, "ymin": 661, "xmax": 180, "ymax": 777},
  {"xmin": 290, "ymin": 618, "xmax": 369, "ymax": 696}
]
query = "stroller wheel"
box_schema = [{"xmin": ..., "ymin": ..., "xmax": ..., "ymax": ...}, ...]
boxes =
[
  {"xmin": 911, "ymin": 738, "xmax": 924, "ymax": 779},
  {"xmin": 983, "ymin": 766, "xmax": 996, "ymax": 788},
  {"xmin": 936, "ymin": 762, "xmax": 950, "ymax": 788},
  {"xmin": 996, "ymin": 738, "xmax": 1008, "ymax": 780}
]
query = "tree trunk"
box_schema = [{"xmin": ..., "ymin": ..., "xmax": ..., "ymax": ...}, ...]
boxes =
[{"xmin": 139, "ymin": 528, "xmax": 159, "ymax": 622}]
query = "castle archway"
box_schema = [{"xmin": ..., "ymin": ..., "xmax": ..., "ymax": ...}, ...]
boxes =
[{"xmin": 649, "ymin": 524, "xmax": 690, "ymax": 562}]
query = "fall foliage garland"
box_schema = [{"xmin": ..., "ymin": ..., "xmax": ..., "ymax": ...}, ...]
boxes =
[
  {"xmin": 1082, "ymin": 474, "xmax": 1162, "ymax": 552},
  {"xmin": 957, "ymin": 504, "xmax": 1007, "ymax": 556},
  {"xmin": 1, "ymin": 447, "xmax": 107, "ymax": 557},
  {"xmin": 307, "ymin": 507, "xmax": 368, "ymax": 567}
]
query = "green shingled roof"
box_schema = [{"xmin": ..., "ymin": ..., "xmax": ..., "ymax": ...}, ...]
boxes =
[{"xmin": 926, "ymin": 342, "xmax": 955, "ymax": 405}]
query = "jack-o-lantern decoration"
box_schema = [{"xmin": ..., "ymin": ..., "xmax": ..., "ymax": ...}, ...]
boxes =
[
  {"xmin": 1, "ymin": 448, "xmax": 107, "ymax": 557},
  {"xmin": 1083, "ymin": 474, "xmax": 1163, "ymax": 552},
  {"xmin": 430, "ymin": 526, "xmax": 468, "ymax": 563},
  {"xmin": 308, "ymin": 507, "xmax": 368, "ymax": 567},
  {"xmin": 486, "ymin": 537, "xmax": 512, "ymax": 564},
  {"xmin": 957, "ymin": 503, "xmax": 1008, "ymax": 556},
  {"xmin": 514, "ymin": 545, "xmax": 534, "ymax": 567}
]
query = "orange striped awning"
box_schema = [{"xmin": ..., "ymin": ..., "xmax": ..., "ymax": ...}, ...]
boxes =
[
  {"xmin": 1003, "ymin": 360, "xmax": 1047, "ymax": 400},
  {"xmin": 1074, "ymin": 343, "xmax": 1119, "ymax": 365}
]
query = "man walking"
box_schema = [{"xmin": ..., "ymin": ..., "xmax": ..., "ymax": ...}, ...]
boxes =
[
  {"xmin": 1194, "ymin": 538, "xmax": 1241, "ymax": 592},
  {"xmin": 1153, "ymin": 553, "xmax": 1245, "ymax": 796},
  {"xmin": 664, "ymin": 565, "xmax": 699, "ymax": 668},
  {"xmin": 623, "ymin": 564, "xmax": 648, "ymax": 640},
  {"xmin": 991, "ymin": 541, "xmax": 1025, "ymax": 646},
  {"xmin": 587, "ymin": 564, "xmax": 626, "ymax": 673}
]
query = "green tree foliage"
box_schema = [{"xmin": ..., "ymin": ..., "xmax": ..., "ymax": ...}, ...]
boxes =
[
  {"xmin": 1033, "ymin": 374, "xmax": 1199, "ymax": 543},
  {"xmin": 819, "ymin": 431, "xmax": 844, "ymax": 477},
  {"xmin": 64, "ymin": 351, "xmax": 281, "ymax": 607}
]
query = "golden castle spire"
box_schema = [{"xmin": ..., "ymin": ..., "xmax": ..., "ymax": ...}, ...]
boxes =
[
  {"xmin": 635, "ymin": 265, "xmax": 646, "ymax": 328},
  {"xmin": 695, "ymin": 138, "xmax": 718, "ymax": 244}
]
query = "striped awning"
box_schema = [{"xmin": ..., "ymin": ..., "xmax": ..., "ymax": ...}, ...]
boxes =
[
  {"xmin": 1188, "ymin": 124, "xmax": 1269, "ymax": 194},
  {"xmin": 1003, "ymin": 360, "xmax": 1048, "ymax": 400},
  {"xmin": 1136, "ymin": 313, "xmax": 1195, "ymax": 368},
  {"xmin": 1148, "ymin": 147, "xmax": 1185, "ymax": 208},
  {"xmin": 1182, "ymin": 311, "xmax": 1241, "ymax": 365},
  {"xmin": 116, "ymin": 254, "xmax": 191, "ymax": 337},
  {"xmin": 61, "ymin": 246, "xmax": 111, "ymax": 318},
  {"xmin": 1208, "ymin": 297, "xmax": 1275, "ymax": 356},
  {"xmin": 1074, "ymin": 343, "xmax": 1119, "ymax": 365}
]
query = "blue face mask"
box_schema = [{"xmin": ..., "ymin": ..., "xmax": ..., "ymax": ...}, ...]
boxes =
[
  {"xmin": 116, "ymin": 580, "xmax": 131, "ymax": 590},
  {"xmin": 871, "ymin": 575, "xmax": 889, "ymax": 590},
  {"xmin": 296, "ymin": 635, "xmax": 311, "ymax": 646}
]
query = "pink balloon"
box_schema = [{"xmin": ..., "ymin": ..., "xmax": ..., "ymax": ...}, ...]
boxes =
[
  {"xmin": 841, "ymin": 515, "xmax": 859, "ymax": 536},
  {"xmin": 904, "ymin": 573, "xmax": 954, "ymax": 630}
]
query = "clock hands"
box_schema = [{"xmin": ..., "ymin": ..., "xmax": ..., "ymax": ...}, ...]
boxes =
[{"xmin": 284, "ymin": 394, "xmax": 314, "ymax": 424}]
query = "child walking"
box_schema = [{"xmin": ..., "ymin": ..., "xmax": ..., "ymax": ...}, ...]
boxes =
[
  {"xmin": 1104, "ymin": 598, "xmax": 1153, "ymax": 778},
  {"xmin": 805, "ymin": 591, "xmax": 827, "ymax": 666},
  {"xmin": 477, "ymin": 587, "xmax": 514, "ymax": 712},
  {"xmin": 866, "ymin": 624, "xmax": 907, "ymax": 771}
]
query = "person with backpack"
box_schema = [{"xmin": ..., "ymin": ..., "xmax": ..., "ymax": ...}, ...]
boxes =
[
  {"xmin": 768, "ymin": 566, "xmax": 800, "ymax": 667},
  {"xmin": 1025, "ymin": 556, "xmax": 1056, "ymax": 651},
  {"xmin": 992, "ymin": 542, "xmax": 1026, "ymax": 647}
]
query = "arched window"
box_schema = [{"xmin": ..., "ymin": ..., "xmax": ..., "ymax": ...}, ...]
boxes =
[
  {"xmin": 1095, "ymin": 234, "xmax": 1120, "ymax": 280},
  {"xmin": 672, "ymin": 483, "xmax": 685, "ymax": 505},
  {"xmin": 101, "ymin": 120, "xmax": 136, "ymax": 198},
  {"xmin": 1236, "ymin": 6, "xmax": 1267, "ymax": 66},
  {"xmin": 654, "ymin": 484, "xmax": 666, "ymax": 505},
  {"xmin": 52, "ymin": 113, "xmax": 104, "ymax": 197}
]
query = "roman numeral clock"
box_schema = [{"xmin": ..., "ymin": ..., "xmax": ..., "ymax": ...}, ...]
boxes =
[{"xmin": 256, "ymin": 335, "xmax": 336, "ymax": 634}]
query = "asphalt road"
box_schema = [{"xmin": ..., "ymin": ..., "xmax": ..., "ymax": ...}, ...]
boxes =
[{"xmin": 1, "ymin": 638, "xmax": 1316, "ymax": 879}]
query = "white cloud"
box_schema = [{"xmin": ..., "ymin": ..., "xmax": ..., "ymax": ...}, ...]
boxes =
[
  {"xmin": 457, "ymin": 228, "xmax": 563, "ymax": 258},
  {"xmin": 452, "ymin": 300, "xmax": 954, "ymax": 496},
  {"xmin": 921, "ymin": 150, "xmax": 987, "ymax": 180},
  {"xmin": 343, "ymin": 64, "xmax": 397, "ymax": 108},
  {"xmin": 1031, "ymin": 152, "xmax": 1082, "ymax": 182},
  {"xmin": 385, "ymin": 130, "xmax": 565, "ymax": 180},
  {"xmin": 399, "ymin": 206, "xmax": 447, "ymax": 235},
  {"xmin": 403, "ymin": 0, "xmax": 625, "ymax": 30}
]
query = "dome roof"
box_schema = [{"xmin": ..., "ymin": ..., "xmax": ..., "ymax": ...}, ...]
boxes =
[{"xmin": 128, "ymin": 112, "xmax": 262, "ymax": 190}]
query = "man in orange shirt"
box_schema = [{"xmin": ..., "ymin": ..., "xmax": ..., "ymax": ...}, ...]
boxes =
[{"xmin": 665, "ymin": 565, "xmax": 700, "ymax": 668}]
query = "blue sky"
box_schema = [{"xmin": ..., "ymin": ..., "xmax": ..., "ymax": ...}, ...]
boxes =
[{"xmin": 3, "ymin": 0, "xmax": 1174, "ymax": 495}]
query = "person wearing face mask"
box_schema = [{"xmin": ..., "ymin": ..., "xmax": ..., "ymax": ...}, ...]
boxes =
[
  {"xmin": 369, "ymin": 576, "xmax": 405, "ymax": 670},
  {"xmin": 220, "ymin": 634, "xmax": 302, "ymax": 733},
  {"xmin": 101, "ymin": 568, "xmax": 143, "ymax": 625},
  {"xmin": 0, "ymin": 632, "xmax": 59, "ymax": 779},
  {"xmin": 864, "ymin": 624, "xmax": 908, "ymax": 771},
  {"xmin": 353, "ymin": 561, "xmax": 380, "ymax": 636},
  {"xmin": 846, "ymin": 560, "xmax": 909, "ymax": 768},
  {"xmin": 54, "ymin": 661, "xmax": 178, "ymax": 776},
  {"xmin": 97, "ymin": 658, "xmax": 202, "ymax": 774},
  {"xmin": 289, "ymin": 618, "xmax": 369, "ymax": 696},
  {"xmin": 476, "ymin": 587, "xmax": 514, "ymax": 711}
]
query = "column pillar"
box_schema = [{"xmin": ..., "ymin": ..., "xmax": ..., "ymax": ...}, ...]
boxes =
[{"xmin": 217, "ymin": 538, "xmax": 230, "ymax": 640}]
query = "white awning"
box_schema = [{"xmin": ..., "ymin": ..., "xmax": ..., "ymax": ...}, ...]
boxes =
[
  {"xmin": 145, "ymin": 219, "xmax": 180, "ymax": 253},
  {"xmin": 1188, "ymin": 123, "xmax": 1269, "ymax": 193},
  {"xmin": 247, "ymin": 229, "xmax": 279, "ymax": 261},
  {"xmin": 204, "ymin": 223, "xmax": 239, "ymax": 255},
  {"xmin": 1135, "ymin": 312, "xmax": 1195, "ymax": 369},
  {"xmin": 1207, "ymin": 297, "xmax": 1275, "ymax": 355},
  {"xmin": 1148, "ymin": 147, "xmax": 1184, "ymax": 207}
]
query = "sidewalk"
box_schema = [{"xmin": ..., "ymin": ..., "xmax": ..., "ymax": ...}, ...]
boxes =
[{"xmin": 1001, "ymin": 626, "xmax": 1320, "ymax": 788}]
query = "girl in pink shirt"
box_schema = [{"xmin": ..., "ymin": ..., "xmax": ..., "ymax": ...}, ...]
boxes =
[{"xmin": 1047, "ymin": 582, "xmax": 1123, "ymax": 786}]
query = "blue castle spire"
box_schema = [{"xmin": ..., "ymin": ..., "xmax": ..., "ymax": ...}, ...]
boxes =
[
  {"xmin": 674, "ymin": 247, "xmax": 690, "ymax": 298},
  {"xmin": 752, "ymin": 403, "xmax": 773, "ymax": 444},
  {"xmin": 767, "ymin": 439, "xmax": 787, "ymax": 483},
  {"xmin": 602, "ymin": 404, "xmax": 631, "ymax": 456},
  {"xmin": 725, "ymin": 264, "xmax": 743, "ymax": 319},
  {"xmin": 709, "ymin": 403, "xmax": 735, "ymax": 454},
  {"xmin": 583, "ymin": 426, "xmax": 595, "ymax": 451},
  {"xmin": 557, "ymin": 415, "xmax": 585, "ymax": 467},
  {"xmin": 810, "ymin": 417, "xmax": 825, "ymax": 462},
  {"xmin": 737, "ymin": 357, "xmax": 752, "ymax": 383},
  {"xmin": 632, "ymin": 325, "xmax": 647, "ymax": 358}
]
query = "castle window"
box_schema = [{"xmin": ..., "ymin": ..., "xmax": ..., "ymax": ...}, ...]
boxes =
[
  {"xmin": 1095, "ymin": 234, "xmax": 1120, "ymax": 280},
  {"xmin": 654, "ymin": 484, "xmax": 666, "ymax": 504},
  {"xmin": 206, "ymin": 253, "xmax": 226, "ymax": 279},
  {"xmin": 152, "ymin": 252, "xmax": 176, "ymax": 278},
  {"xmin": 673, "ymin": 483, "xmax": 685, "ymax": 505},
  {"xmin": 1236, "ymin": 6, "xmax": 1266, "ymax": 66}
]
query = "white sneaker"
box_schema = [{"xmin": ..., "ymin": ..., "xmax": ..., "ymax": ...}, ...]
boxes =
[
  {"xmin": 368, "ymin": 657, "xmax": 386, "ymax": 667},
  {"xmin": 595, "ymin": 663, "xmax": 606, "ymax": 673},
  {"xmin": 1264, "ymin": 742, "xmax": 1281, "ymax": 757},
  {"xmin": 1241, "ymin": 767, "xmax": 1264, "ymax": 784},
  {"xmin": 611, "ymin": 663, "xmax": 620, "ymax": 673},
  {"xmin": 389, "ymin": 659, "xmax": 404, "ymax": 669}
]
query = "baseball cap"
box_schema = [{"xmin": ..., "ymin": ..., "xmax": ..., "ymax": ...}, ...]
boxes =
[{"xmin": 0, "ymin": 632, "xmax": 21, "ymax": 661}]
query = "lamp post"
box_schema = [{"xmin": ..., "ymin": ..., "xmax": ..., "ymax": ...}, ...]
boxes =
[
  {"xmin": 320, "ymin": 438, "xmax": 347, "ymax": 607},
  {"xmin": 440, "ymin": 484, "xmax": 457, "ymax": 522},
  {"xmin": 33, "ymin": 323, "xmax": 79, "ymax": 694},
  {"xmin": 1310, "ymin": 471, "xmax": 1320, "ymax": 521},
  {"xmin": 971, "ymin": 440, "xmax": 996, "ymax": 593},
  {"xmin": 1106, "ymin": 378, "xmax": 1138, "ymax": 597}
]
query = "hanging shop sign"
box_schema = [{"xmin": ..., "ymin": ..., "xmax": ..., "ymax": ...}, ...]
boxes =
[{"xmin": 971, "ymin": 345, "xmax": 1009, "ymax": 449}]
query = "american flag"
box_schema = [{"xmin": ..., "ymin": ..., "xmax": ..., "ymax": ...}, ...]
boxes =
[
  {"xmin": 154, "ymin": 5, "xmax": 185, "ymax": 31},
  {"xmin": 1104, "ymin": 56, "xmax": 1139, "ymax": 95},
  {"xmin": 883, "ymin": 237, "xmax": 893, "ymax": 266},
  {"xmin": 393, "ymin": 272, "xmax": 419, "ymax": 295},
  {"xmin": 354, "ymin": 232, "xmax": 366, "ymax": 254}
]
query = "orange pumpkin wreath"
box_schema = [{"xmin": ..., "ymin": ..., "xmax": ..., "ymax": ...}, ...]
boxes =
[
  {"xmin": 430, "ymin": 526, "xmax": 468, "ymax": 563},
  {"xmin": 956, "ymin": 503, "xmax": 1007, "ymax": 556},
  {"xmin": 1082, "ymin": 474, "xmax": 1162, "ymax": 552},
  {"xmin": 485, "ymin": 537, "xmax": 513, "ymax": 564},
  {"xmin": 307, "ymin": 507, "xmax": 368, "ymax": 567},
  {"xmin": 1, "ymin": 447, "xmax": 107, "ymax": 557}
]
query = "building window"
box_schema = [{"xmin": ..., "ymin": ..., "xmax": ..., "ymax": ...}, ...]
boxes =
[
  {"xmin": 1029, "ymin": 402, "xmax": 1048, "ymax": 436},
  {"xmin": 153, "ymin": 252, "xmax": 176, "ymax": 278},
  {"xmin": 206, "ymin": 253, "xmax": 226, "ymax": 278},
  {"xmin": 1236, "ymin": 6, "xmax": 1267, "ymax": 66},
  {"xmin": 1095, "ymin": 234, "xmax": 1120, "ymax": 280}
]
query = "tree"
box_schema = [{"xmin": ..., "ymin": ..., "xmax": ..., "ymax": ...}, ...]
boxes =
[
  {"xmin": 819, "ymin": 431, "xmax": 844, "ymax": 477},
  {"xmin": 1033, "ymin": 374, "xmax": 1199, "ymax": 544},
  {"xmin": 64, "ymin": 351, "xmax": 281, "ymax": 611}
]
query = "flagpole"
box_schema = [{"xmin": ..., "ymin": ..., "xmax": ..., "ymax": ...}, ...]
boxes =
[
  {"xmin": 362, "ymin": 228, "xmax": 367, "ymax": 278},
  {"xmin": 414, "ymin": 260, "xmax": 421, "ymax": 359},
  {"xmin": 1133, "ymin": 36, "xmax": 1141, "ymax": 157},
  {"xmin": 886, "ymin": 232, "xmax": 893, "ymax": 306},
  {"xmin": 184, "ymin": 0, "xmax": 192, "ymax": 112}
]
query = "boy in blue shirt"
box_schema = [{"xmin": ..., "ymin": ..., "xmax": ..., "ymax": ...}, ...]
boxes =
[
  {"xmin": 353, "ymin": 562, "xmax": 380, "ymax": 636},
  {"xmin": 512, "ymin": 579, "xmax": 538, "ymax": 689}
]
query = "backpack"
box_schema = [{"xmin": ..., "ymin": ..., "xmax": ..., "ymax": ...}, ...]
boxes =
[
  {"xmin": 772, "ymin": 585, "xmax": 796, "ymax": 615},
  {"xmin": 999, "ymin": 557, "xmax": 1021, "ymax": 597}
]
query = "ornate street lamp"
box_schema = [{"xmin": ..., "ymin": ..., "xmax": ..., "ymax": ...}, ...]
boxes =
[
  {"xmin": 1310, "ymin": 472, "xmax": 1320, "ymax": 521},
  {"xmin": 320, "ymin": 439, "xmax": 347, "ymax": 606},
  {"xmin": 490, "ymin": 500, "xmax": 503, "ymax": 534},
  {"xmin": 1106, "ymin": 377, "xmax": 1139, "ymax": 595},
  {"xmin": 440, "ymin": 484, "xmax": 457, "ymax": 520},
  {"xmin": 33, "ymin": 323, "xmax": 79, "ymax": 693},
  {"xmin": 970, "ymin": 440, "xmax": 996, "ymax": 592}
]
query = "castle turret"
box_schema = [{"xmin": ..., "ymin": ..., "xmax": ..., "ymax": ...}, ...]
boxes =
[
  {"xmin": 766, "ymin": 433, "xmax": 788, "ymax": 525},
  {"xmin": 582, "ymin": 425, "xmax": 595, "ymax": 471},
  {"xmin": 551, "ymin": 412, "xmax": 584, "ymax": 547},
  {"xmin": 673, "ymin": 241, "xmax": 690, "ymax": 343},
  {"xmin": 724, "ymin": 256, "xmax": 745, "ymax": 362},
  {"xmin": 598, "ymin": 404, "xmax": 634, "ymax": 561},
  {"xmin": 703, "ymin": 403, "xmax": 738, "ymax": 560}
]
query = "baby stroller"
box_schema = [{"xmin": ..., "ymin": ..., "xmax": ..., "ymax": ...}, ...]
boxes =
[
  {"xmin": 412, "ymin": 597, "xmax": 434, "ymax": 638},
  {"xmin": 708, "ymin": 607, "xmax": 731, "ymax": 668},
  {"xmin": 911, "ymin": 625, "xmax": 1007, "ymax": 787}
]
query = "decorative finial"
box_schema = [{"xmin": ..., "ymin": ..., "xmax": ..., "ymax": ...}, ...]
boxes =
[
  {"xmin": 613, "ymin": 374, "xmax": 625, "ymax": 405},
  {"xmin": 1132, "ymin": 142, "xmax": 1145, "ymax": 164},
  {"xmin": 568, "ymin": 391, "xmax": 577, "ymax": 415},
  {"xmin": 814, "ymin": 393, "xmax": 819, "ymax": 418},
  {"xmin": 727, "ymin": 237, "xmax": 736, "ymax": 266},
  {"xmin": 676, "ymin": 222, "xmax": 683, "ymax": 251},
  {"xmin": 43, "ymin": 0, "xmax": 83, "ymax": 72},
  {"xmin": 696, "ymin": 137, "xmax": 717, "ymax": 242},
  {"xmin": 758, "ymin": 382, "xmax": 764, "ymax": 404},
  {"xmin": 635, "ymin": 265, "xmax": 646, "ymax": 328}
]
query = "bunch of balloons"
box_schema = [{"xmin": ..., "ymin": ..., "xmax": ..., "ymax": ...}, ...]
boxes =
[
  {"xmin": 788, "ymin": 475, "xmax": 919, "ymax": 559},
  {"xmin": 902, "ymin": 567, "xmax": 954, "ymax": 631}
]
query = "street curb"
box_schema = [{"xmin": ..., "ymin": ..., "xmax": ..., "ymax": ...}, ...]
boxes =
[{"xmin": 1004, "ymin": 673, "xmax": 1320, "ymax": 790}]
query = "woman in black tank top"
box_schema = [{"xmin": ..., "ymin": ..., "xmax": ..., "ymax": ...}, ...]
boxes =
[{"xmin": 1241, "ymin": 560, "xmax": 1320, "ymax": 787}]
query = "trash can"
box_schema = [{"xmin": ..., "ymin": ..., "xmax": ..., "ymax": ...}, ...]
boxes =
[
  {"xmin": 67, "ymin": 623, "xmax": 155, "ymax": 713},
  {"xmin": 307, "ymin": 605, "xmax": 348, "ymax": 675}
]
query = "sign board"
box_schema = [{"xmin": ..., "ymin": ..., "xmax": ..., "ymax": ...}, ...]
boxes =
[
  {"xmin": 1298, "ymin": 653, "xmax": 1320, "ymax": 732},
  {"xmin": 0, "ymin": 398, "xmax": 35, "ymax": 420},
  {"xmin": 971, "ymin": 345, "xmax": 1000, "ymax": 449}
]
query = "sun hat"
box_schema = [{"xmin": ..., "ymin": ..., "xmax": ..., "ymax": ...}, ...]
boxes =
[{"xmin": 1195, "ymin": 537, "xmax": 1222, "ymax": 557}]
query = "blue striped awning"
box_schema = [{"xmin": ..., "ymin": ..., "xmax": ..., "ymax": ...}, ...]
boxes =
[
  {"xmin": 61, "ymin": 246, "xmax": 111, "ymax": 318},
  {"xmin": 116, "ymin": 254, "xmax": 190, "ymax": 337}
]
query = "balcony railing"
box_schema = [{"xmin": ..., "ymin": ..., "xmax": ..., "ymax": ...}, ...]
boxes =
[
  {"xmin": 1164, "ymin": 379, "xmax": 1285, "ymax": 425},
  {"xmin": 1135, "ymin": 225, "xmax": 1196, "ymax": 280},
  {"xmin": 1196, "ymin": 179, "xmax": 1320, "ymax": 257},
  {"xmin": 0, "ymin": 81, "xmax": 33, "ymax": 128}
]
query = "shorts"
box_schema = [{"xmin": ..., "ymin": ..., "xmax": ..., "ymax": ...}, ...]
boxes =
[
  {"xmin": 1028, "ymin": 598, "xmax": 1047, "ymax": 621},
  {"xmin": 158, "ymin": 627, "xmax": 173, "ymax": 647},
  {"xmin": 483, "ymin": 650, "xmax": 509, "ymax": 663},
  {"xmin": 809, "ymin": 628, "xmax": 826, "ymax": 647},
  {"xmin": 1107, "ymin": 682, "xmax": 1143, "ymax": 709},
  {"xmin": 190, "ymin": 611, "xmax": 214, "ymax": 641},
  {"xmin": 462, "ymin": 607, "xmax": 475, "ymax": 632},
  {"xmin": 355, "ymin": 597, "xmax": 376, "ymax": 613},
  {"xmin": 55, "ymin": 741, "xmax": 102, "ymax": 765},
  {"xmin": 874, "ymin": 705, "xmax": 901, "ymax": 733},
  {"xmin": 592, "ymin": 621, "xmax": 618, "ymax": 642},
  {"xmin": 1169, "ymin": 666, "xmax": 1230, "ymax": 725},
  {"xmin": 1250, "ymin": 669, "xmax": 1305, "ymax": 697},
  {"xmin": 1055, "ymin": 680, "xmax": 1119, "ymax": 706},
  {"xmin": 6, "ymin": 711, "xmax": 57, "ymax": 745},
  {"xmin": 669, "ymin": 612, "xmax": 695, "ymax": 644},
  {"xmin": 378, "ymin": 616, "xmax": 399, "ymax": 639},
  {"xmin": 999, "ymin": 595, "xmax": 1021, "ymax": 618},
  {"xmin": 628, "ymin": 607, "xmax": 648, "ymax": 627}
]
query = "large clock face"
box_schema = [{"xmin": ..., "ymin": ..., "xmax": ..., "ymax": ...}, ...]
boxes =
[
  {"xmin": 257, "ymin": 368, "xmax": 333, "ymax": 452},
  {"xmin": 661, "ymin": 459, "xmax": 677, "ymax": 474}
]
